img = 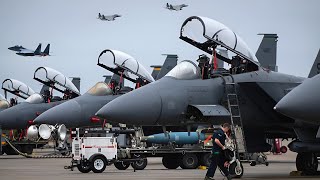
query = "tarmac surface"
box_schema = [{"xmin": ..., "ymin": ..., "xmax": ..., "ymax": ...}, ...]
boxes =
[{"xmin": 0, "ymin": 149, "xmax": 320, "ymax": 180}]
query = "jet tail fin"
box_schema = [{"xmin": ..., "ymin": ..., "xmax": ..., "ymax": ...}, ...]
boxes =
[
  {"xmin": 255, "ymin": 34, "xmax": 278, "ymax": 72},
  {"xmin": 103, "ymin": 75, "xmax": 112, "ymax": 83},
  {"xmin": 34, "ymin": 43, "xmax": 42, "ymax": 55},
  {"xmin": 39, "ymin": 84, "xmax": 50, "ymax": 95},
  {"xmin": 150, "ymin": 65, "xmax": 162, "ymax": 80},
  {"xmin": 43, "ymin": 44, "xmax": 50, "ymax": 55},
  {"xmin": 308, "ymin": 49, "xmax": 320, "ymax": 78},
  {"xmin": 156, "ymin": 54, "xmax": 178, "ymax": 80},
  {"xmin": 71, "ymin": 77, "xmax": 81, "ymax": 93}
]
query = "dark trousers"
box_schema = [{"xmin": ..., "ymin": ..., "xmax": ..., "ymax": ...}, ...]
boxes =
[{"xmin": 205, "ymin": 153, "xmax": 229, "ymax": 177}]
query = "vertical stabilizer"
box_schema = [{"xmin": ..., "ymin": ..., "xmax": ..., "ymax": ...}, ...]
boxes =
[
  {"xmin": 156, "ymin": 54, "xmax": 178, "ymax": 80},
  {"xmin": 43, "ymin": 44, "xmax": 50, "ymax": 55},
  {"xmin": 308, "ymin": 49, "xmax": 320, "ymax": 78},
  {"xmin": 40, "ymin": 84, "xmax": 50, "ymax": 95},
  {"xmin": 103, "ymin": 75, "xmax": 112, "ymax": 83},
  {"xmin": 256, "ymin": 34, "xmax": 278, "ymax": 71},
  {"xmin": 34, "ymin": 43, "xmax": 42, "ymax": 55},
  {"xmin": 71, "ymin": 77, "xmax": 81, "ymax": 93},
  {"xmin": 150, "ymin": 65, "xmax": 162, "ymax": 80}
]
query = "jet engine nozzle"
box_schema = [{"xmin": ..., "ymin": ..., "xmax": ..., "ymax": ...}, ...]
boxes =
[{"xmin": 26, "ymin": 125, "xmax": 39, "ymax": 141}]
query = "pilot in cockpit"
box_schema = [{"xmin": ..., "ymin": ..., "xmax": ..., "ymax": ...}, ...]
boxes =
[
  {"xmin": 43, "ymin": 89, "xmax": 52, "ymax": 103},
  {"xmin": 197, "ymin": 54, "xmax": 210, "ymax": 79},
  {"xmin": 230, "ymin": 56, "xmax": 248, "ymax": 74}
]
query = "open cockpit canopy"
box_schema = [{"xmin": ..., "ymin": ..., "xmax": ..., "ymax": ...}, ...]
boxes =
[
  {"xmin": 34, "ymin": 67, "xmax": 80, "ymax": 97},
  {"xmin": 1, "ymin": 79, "xmax": 35, "ymax": 99},
  {"xmin": 86, "ymin": 82, "xmax": 113, "ymax": 96},
  {"xmin": 166, "ymin": 60, "xmax": 201, "ymax": 80},
  {"xmin": 180, "ymin": 16, "xmax": 259, "ymax": 68},
  {"xmin": 97, "ymin": 49, "xmax": 155, "ymax": 83}
]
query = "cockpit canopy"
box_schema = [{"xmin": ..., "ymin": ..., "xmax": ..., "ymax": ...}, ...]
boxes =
[
  {"xmin": 87, "ymin": 82, "xmax": 113, "ymax": 96},
  {"xmin": 1, "ymin": 79, "xmax": 35, "ymax": 99},
  {"xmin": 97, "ymin": 49, "xmax": 155, "ymax": 83},
  {"xmin": 180, "ymin": 16, "xmax": 259, "ymax": 67},
  {"xmin": 166, "ymin": 60, "xmax": 201, "ymax": 80},
  {"xmin": 34, "ymin": 67, "xmax": 80, "ymax": 96},
  {"xmin": 25, "ymin": 93, "xmax": 45, "ymax": 104}
]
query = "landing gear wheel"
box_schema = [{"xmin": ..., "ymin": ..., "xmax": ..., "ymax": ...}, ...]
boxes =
[
  {"xmin": 90, "ymin": 155, "xmax": 107, "ymax": 173},
  {"xmin": 200, "ymin": 153, "xmax": 211, "ymax": 167},
  {"xmin": 180, "ymin": 153, "xmax": 199, "ymax": 169},
  {"xmin": 280, "ymin": 146, "xmax": 287, "ymax": 154},
  {"xmin": 229, "ymin": 160, "xmax": 244, "ymax": 178},
  {"xmin": 77, "ymin": 161, "xmax": 91, "ymax": 173},
  {"xmin": 162, "ymin": 155, "xmax": 180, "ymax": 169},
  {"xmin": 296, "ymin": 153, "xmax": 318, "ymax": 175},
  {"xmin": 114, "ymin": 161, "xmax": 130, "ymax": 170},
  {"xmin": 21, "ymin": 145, "xmax": 33, "ymax": 155},
  {"xmin": 131, "ymin": 154, "xmax": 147, "ymax": 170}
]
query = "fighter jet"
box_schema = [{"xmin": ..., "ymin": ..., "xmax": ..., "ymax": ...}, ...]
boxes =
[
  {"xmin": 96, "ymin": 16, "xmax": 320, "ymax": 175},
  {"xmin": 0, "ymin": 67, "xmax": 80, "ymax": 130},
  {"xmin": 165, "ymin": 3, "xmax": 188, "ymax": 11},
  {"xmin": 275, "ymin": 49, "xmax": 320, "ymax": 124},
  {"xmin": 98, "ymin": 13, "xmax": 121, "ymax": 21},
  {"xmin": 8, "ymin": 45, "xmax": 26, "ymax": 52},
  {"xmin": 11, "ymin": 43, "xmax": 51, "ymax": 57},
  {"xmin": 33, "ymin": 51, "xmax": 177, "ymax": 129}
]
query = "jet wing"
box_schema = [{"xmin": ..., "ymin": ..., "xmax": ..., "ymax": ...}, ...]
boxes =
[
  {"xmin": 97, "ymin": 49, "xmax": 155, "ymax": 83},
  {"xmin": 17, "ymin": 49, "xmax": 34, "ymax": 53},
  {"xmin": 2, "ymin": 79, "xmax": 35, "ymax": 99}
]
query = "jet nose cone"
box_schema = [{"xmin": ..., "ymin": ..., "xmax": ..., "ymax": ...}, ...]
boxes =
[
  {"xmin": 96, "ymin": 85, "xmax": 161, "ymax": 125},
  {"xmin": 0, "ymin": 108, "xmax": 23, "ymax": 129},
  {"xmin": 34, "ymin": 100, "xmax": 82, "ymax": 127}
]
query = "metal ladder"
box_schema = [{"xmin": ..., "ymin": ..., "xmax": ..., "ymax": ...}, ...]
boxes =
[{"xmin": 224, "ymin": 76, "xmax": 247, "ymax": 156}]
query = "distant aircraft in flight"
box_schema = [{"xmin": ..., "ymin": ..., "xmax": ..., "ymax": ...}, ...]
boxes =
[
  {"xmin": 165, "ymin": 3, "xmax": 188, "ymax": 11},
  {"xmin": 8, "ymin": 43, "xmax": 50, "ymax": 57},
  {"xmin": 97, "ymin": 13, "xmax": 121, "ymax": 21}
]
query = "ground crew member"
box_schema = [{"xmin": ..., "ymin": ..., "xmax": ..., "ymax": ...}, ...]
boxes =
[{"xmin": 204, "ymin": 123, "xmax": 232, "ymax": 180}]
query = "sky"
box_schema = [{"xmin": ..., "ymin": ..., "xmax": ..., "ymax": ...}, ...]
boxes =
[{"xmin": 0, "ymin": 0, "xmax": 319, "ymax": 100}]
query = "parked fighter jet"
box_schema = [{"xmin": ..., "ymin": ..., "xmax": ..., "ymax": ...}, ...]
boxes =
[
  {"xmin": 165, "ymin": 3, "xmax": 188, "ymax": 11},
  {"xmin": 96, "ymin": 16, "xmax": 320, "ymax": 175},
  {"xmin": 33, "ymin": 52, "xmax": 177, "ymax": 129},
  {"xmin": 98, "ymin": 13, "xmax": 121, "ymax": 21},
  {"xmin": 0, "ymin": 67, "xmax": 80, "ymax": 130},
  {"xmin": 9, "ymin": 43, "xmax": 51, "ymax": 57},
  {"xmin": 275, "ymin": 50, "xmax": 320, "ymax": 124}
]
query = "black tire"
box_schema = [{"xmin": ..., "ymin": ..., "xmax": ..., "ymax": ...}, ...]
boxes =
[
  {"xmin": 21, "ymin": 145, "xmax": 33, "ymax": 155},
  {"xmin": 200, "ymin": 153, "xmax": 211, "ymax": 167},
  {"xmin": 90, "ymin": 155, "xmax": 107, "ymax": 173},
  {"xmin": 131, "ymin": 154, "xmax": 147, "ymax": 170},
  {"xmin": 114, "ymin": 161, "xmax": 130, "ymax": 170},
  {"xmin": 296, "ymin": 153, "xmax": 318, "ymax": 175},
  {"xmin": 77, "ymin": 161, "xmax": 91, "ymax": 173},
  {"xmin": 229, "ymin": 160, "xmax": 244, "ymax": 178},
  {"xmin": 180, "ymin": 153, "xmax": 199, "ymax": 169},
  {"xmin": 162, "ymin": 155, "xmax": 180, "ymax": 169}
]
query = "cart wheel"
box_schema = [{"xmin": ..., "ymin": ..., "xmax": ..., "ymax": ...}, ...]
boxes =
[
  {"xmin": 131, "ymin": 154, "xmax": 147, "ymax": 170},
  {"xmin": 162, "ymin": 155, "xmax": 180, "ymax": 169},
  {"xmin": 90, "ymin": 155, "xmax": 107, "ymax": 173},
  {"xmin": 77, "ymin": 161, "xmax": 91, "ymax": 173},
  {"xmin": 229, "ymin": 160, "xmax": 244, "ymax": 178},
  {"xmin": 180, "ymin": 153, "xmax": 199, "ymax": 169},
  {"xmin": 114, "ymin": 161, "xmax": 130, "ymax": 170}
]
